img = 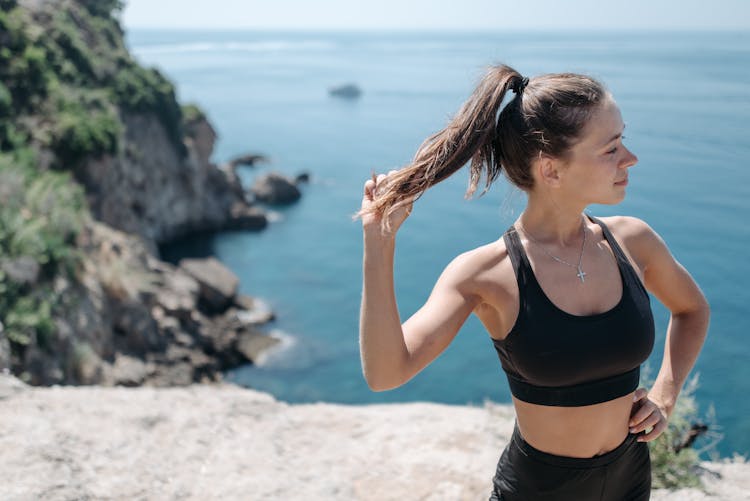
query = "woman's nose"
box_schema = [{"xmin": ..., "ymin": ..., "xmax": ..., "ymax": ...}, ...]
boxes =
[{"xmin": 621, "ymin": 147, "xmax": 638, "ymax": 168}]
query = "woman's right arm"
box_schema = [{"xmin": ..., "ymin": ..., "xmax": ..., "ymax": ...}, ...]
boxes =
[{"xmin": 359, "ymin": 173, "xmax": 481, "ymax": 391}]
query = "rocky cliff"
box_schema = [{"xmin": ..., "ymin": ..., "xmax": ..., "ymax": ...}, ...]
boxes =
[
  {"xmin": 0, "ymin": 0, "xmax": 280, "ymax": 386},
  {"xmin": 12, "ymin": 0, "xmax": 266, "ymax": 251}
]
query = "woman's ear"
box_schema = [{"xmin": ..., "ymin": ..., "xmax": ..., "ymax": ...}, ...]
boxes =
[{"xmin": 534, "ymin": 153, "xmax": 564, "ymax": 188}]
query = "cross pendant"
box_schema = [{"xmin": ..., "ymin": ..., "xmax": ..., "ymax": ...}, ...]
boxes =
[{"xmin": 577, "ymin": 266, "xmax": 586, "ymax": 283}]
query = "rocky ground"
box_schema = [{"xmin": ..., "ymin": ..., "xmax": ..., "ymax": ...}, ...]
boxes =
[{"xmin": 1, "ymin": 375, "xmax": 748, "ymax": 501}]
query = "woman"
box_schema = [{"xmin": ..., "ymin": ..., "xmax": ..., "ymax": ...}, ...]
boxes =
[{"xmin": 356, "ymin": 64, "xmax": 710, "ymax": 500}]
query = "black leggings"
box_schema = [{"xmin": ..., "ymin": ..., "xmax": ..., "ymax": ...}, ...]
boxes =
[{"xmin": 490, "ymin": 421, "xmax": 651, "ymax": 500}]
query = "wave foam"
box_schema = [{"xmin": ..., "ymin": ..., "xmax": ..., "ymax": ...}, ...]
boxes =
[{"xmin": 252, "ymin": 329, "xmax": 296, "ymax": 367}]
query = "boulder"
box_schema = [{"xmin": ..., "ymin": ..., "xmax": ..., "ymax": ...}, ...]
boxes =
[
  {"xmin": 236, "ymin": 330, "xmax": 281, "ymax": 363},
  {"xmin": 225, "ymin": 203, "xmax": 267, "ymax": 231},
  {"xmin": 227, "ymin": 153, "xmax": 268, "ymax": 169},
  {"xmin": 146, "ymin": 361, "xmax": 196, "ymax": 387},
  {"xmin": 233, "ymin": 294, "xmax": 255, "ymax": 310},
  {"xmin": 155, "ymin": 269, "xmax": 200, "ymax": 319},
  {"xmin": 328, "ymin": 83, "xmax": 362, "ymax": 98},
  {"xmin": 251, "ymin": 172, "xmax": 301, "ymax": 205},
  {"xmin": 236, "ymin": 298, "xmax": 276, "ymax": 325},
  {"xmin": 112, "ymin": 301, "xmax": 165, "ymax": 355},
  {"xmin": 110, "ymin": 353, "xmax": 151, "ymax": 387},
  {"xmin": 69, "ymin": 342, "xmax": 104, "ymax": 385},
  {"xmin": 179, "ymin": 257, "xmax": 239, "ymax": 314}
]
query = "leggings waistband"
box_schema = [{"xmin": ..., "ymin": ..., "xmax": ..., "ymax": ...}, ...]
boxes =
[{"xmin": 511, "ymin": 420, "xmax": 640, "ymax": 468}]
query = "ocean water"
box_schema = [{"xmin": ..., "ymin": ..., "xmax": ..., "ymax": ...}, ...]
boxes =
[{"xmin": 126, "ymin": 30, "xmax": 750, "ymax": 459}]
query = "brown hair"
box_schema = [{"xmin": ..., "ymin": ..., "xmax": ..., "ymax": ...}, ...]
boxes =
[{"xmin": 357, "ymin": 63, "xmax": 608, "ymax": 232}]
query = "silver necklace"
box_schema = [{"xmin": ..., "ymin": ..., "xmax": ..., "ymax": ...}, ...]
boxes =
[{"xmin": 516, "ymin": 216, "xmax": 588, "ymax": 283}]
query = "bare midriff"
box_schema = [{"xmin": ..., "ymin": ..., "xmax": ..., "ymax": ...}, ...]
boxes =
[{"xmin": 512, "ymin": 391, "xmax": 636, "ymax": 458}]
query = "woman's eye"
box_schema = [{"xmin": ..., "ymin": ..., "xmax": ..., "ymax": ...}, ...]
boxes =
[{"xmin": 607, "ymin": 136, "xmax": 625, "ymax": 155}]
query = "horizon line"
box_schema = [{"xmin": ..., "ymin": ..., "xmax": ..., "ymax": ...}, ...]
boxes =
[{"xmin": 123, "ymin": 26, "xmax": 750, "ymax": 33}]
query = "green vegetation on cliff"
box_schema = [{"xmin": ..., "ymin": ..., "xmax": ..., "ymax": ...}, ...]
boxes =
[
  {"xmin": 0, "ymin": 146, "xmax": 87, "ymax": 349},
  {"xmin": 0, "ymin": 0, "xmax": 186, "ymax": 161},
  {"xmin": 0, "ymin": 0, "xmax": 204, "ymax": 375},
  {"xmin": 641, "ymin": 368, "xmax": 721, "ymax": 490}
]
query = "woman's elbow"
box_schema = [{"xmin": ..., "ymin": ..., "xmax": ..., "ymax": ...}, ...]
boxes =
[{"xmin": 363, "ymin": 370, "xmax": 406, "ymax": 392}]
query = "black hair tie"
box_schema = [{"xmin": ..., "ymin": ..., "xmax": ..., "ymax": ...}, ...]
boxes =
[{"xmin": 512, "ymin": 76, "xmax": 529, "ymax": 95}]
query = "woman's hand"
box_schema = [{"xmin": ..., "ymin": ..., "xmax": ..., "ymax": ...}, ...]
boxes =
[
  {"xmin": 629, "ymin": 388, "xmax": 670, "ymax": 442},
  {"xmin": 361, "ymin": 169, "xmax": 413, "ymax": 236}
]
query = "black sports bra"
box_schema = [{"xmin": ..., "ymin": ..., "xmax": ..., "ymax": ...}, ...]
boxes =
[{"xmin": 491, "ymin": 214, "xmax": 655, "ymax": 407}]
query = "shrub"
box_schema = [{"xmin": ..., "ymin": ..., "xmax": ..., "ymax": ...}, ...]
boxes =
[
  {"xmin": 0, "ymin": 10, "xmax": 52, "ymax": 109},
  {"xmin": 77, "ymin": 0, "xmax": 124, "ymax": 18},
  {"xmin": 0, "ymin": 6, "xmax": 26, "ymax": 54},
  {"xmin": 182, "ymin": 103, "xmax": 207, "ymax": 124},
  {"xmin": 50, "ymin": 13, "xmax": 96, "ymax": 81},
  {"xmin": 0, "ymin": 160, "xmax": 86, "ymax": 268},
  {"xmin": 51, "ymin": 104, "xmax": 121, "ymax": 167},
  {"xmin": 0, "ymin": 82, "xmax": 11, "ymax": 118},
  {"xmin": 112, "ymin": 64, "xmax": 186, "ymax": 155},
  {"xmin": 0, "ymin": 157, "xmax": 87, "ymax": 348},
  {"xmin": 643, "ymin": 369, "xmax": 721, "ymax": 490},
  {"xmin": 2, "ymin": 290, "xmax": 55, "ymax": 347}
]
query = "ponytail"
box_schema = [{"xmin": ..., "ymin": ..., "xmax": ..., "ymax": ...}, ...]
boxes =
[
  {"xmin": 356, "ymin": 64, "xmax": 606, "ymax": 233},
  {"xmin": 357, "ymin": 64, "xmax": 523, "ymax": 232}
]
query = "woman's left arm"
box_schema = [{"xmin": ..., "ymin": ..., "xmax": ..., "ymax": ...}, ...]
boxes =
[{"xmin": 621, "ymin": 216, "xmax": 711, "ymax": 442}]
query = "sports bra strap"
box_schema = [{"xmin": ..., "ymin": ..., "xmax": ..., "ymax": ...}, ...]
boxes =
[
  {"xmin": 502, "ymin": 227, "xmax": 528, "ymax": 284},
  {"xmin": 587, "ymin": 215, "xmax": 629, "ymax": 265}
]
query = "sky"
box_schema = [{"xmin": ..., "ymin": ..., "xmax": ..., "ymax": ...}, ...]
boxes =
[{"xmin": 121, "ymin": 0, "xmax": 750, "ymax": 31}]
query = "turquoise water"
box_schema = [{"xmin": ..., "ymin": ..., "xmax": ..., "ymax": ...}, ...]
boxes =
[{"xmin": 127, "ymin": 30, "xmax": 750, "ymax": 458}]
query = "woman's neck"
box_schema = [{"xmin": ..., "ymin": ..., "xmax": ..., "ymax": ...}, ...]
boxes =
[{"xmin": 516, "ymin": 198, "xmax": 588, "ymax": 248}]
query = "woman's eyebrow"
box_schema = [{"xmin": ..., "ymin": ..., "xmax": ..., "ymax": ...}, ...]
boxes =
[{"xmin": 602, "ymin": 124, "xmax": 627, "ymax": 146}]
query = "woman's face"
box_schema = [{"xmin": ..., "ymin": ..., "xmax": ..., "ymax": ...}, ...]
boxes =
[{"xmin": 558, "ymin": 97, "xmax": 638, "ymax": 206}]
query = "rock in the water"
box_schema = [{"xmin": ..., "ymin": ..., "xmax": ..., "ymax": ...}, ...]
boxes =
[
  {"xmin": 295, "ymin": 171, "xmax": 310, "ymax": 184},
  {"xmin": 233, "ymin": 294, "xmax": 255, "ymax": 310},
  {"xmin": 328, "ymin": 83, "xmax": 362, "ymax": 99},
  {"xmin": 225, "ymin": 203, "xmax": 268, "ymax": 231},
  {"xmin": 179, "ymin": 257, "xmax": 240, "ymax": 314},
  {"xmin": 236, "ymin": 298, "xmax": 275, "ymax": 325},
  {"xmin": 251, "ymin": 172, "xmax": 301, "ymax": 205},
  {"xmin": 236, "ymin": 330, "xmax": 281, "ymax": 363},
  {"xmin": 227, "ymin": 153, "xmax": 268, "ymax": 169}
]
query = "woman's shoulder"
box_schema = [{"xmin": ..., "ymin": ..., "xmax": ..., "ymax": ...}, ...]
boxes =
[
  {"xmin": 596, "ymin": 215, "xmax": 668, "ymax": 269},
  {"xmin": 596, "ymin": 215, "xmax": 662, "ymax": 244},
  {"xmin": 445, "ymin": 236, "xmax": 517, "ymax": 304},
  {"xmin": 452, "ymin": 235, "xmax": 511, "ymax": 272}
]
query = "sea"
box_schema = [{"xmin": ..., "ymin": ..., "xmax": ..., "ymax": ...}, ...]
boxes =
[{"xmin": 125, "ymin": 29, "xmax": 750, "ymax": 459}]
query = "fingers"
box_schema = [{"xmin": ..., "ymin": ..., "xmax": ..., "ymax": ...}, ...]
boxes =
[
  {"xmin": 363, "ymin": 178, "xmax": 376, "ymax": 200},
  {"xmin": 630, "ymin": 408, "xmax": 662, "ymax": 434},
  {"xmin": 638, "ymin": 417, "xmax": 668, "ymax": 443},
  {"xmin": 363, "ymin": 169, "xmax": 400, "ymax": 200},
  {"xmin": 633, "ymin": 388, "xmax": 648, "ymax": 402},
  {"xmin": 628, "ymin": 389, "xmax": 669, "ymax": 442}
]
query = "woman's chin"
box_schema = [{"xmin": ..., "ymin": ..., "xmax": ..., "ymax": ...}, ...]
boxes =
[{"xmin": 592, "ymin": 192, "xmax": 627, "ymax": 206}]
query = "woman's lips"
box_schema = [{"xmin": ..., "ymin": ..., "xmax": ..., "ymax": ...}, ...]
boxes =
[{"xmin": 615, "ymin": 178, "xmax": 628, "ymax": 186}]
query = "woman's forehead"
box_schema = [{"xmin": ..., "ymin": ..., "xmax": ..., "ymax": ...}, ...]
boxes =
[{"xmin": 583, "ymin": 99, "xmax": 625, "ymax": 145}]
